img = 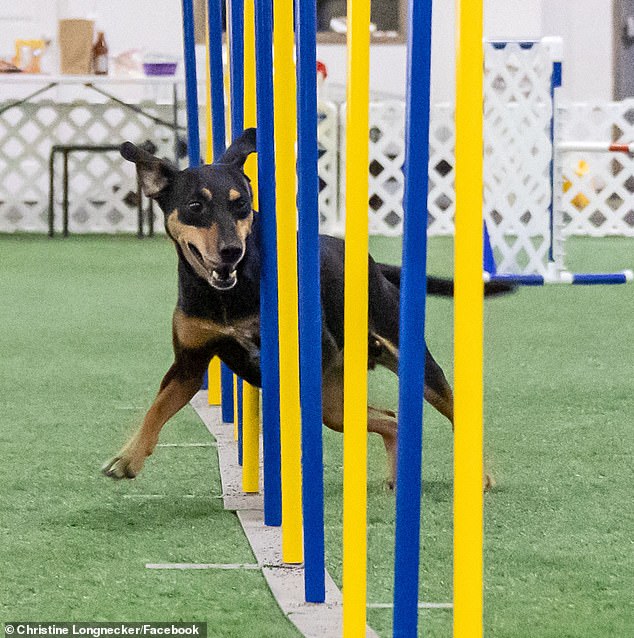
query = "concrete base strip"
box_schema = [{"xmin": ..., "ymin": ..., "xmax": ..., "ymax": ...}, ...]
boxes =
[
  {"xmin": 238, "ymin": 510, "xmax": 379, "ymax": 638},
  {"xmin": 190, "ymin": 391, "xmax": 378, "ymax": 638},
  {"xmin": 146, "ymin": 563, "xmax": 260, "ymax": 570},
  {"xmin": 190, "ymin": 392, "xmax": 263, "ymax": 512}
]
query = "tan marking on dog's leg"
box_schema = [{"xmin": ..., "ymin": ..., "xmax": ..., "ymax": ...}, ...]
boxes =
[
  {"xmin": 322, "ymin": 358, "xmax": 398, "ymax": 487},
  {"xmin": 422, "ymin": 383, "xmax": 492, "ymax": 490},
  {"xmin": 368, "ymin": 406, "xmax": 398, "ymax": 489},
  {"xmin": 321, "ymin": 360, "xmax": 344, "ymax": 433},
  {"xmin": 103, "ymin": 372, "xmax": 203, "ymax": 480},
  {"xmin": 424, "ymin": 385, "xmax": 454, "ymax": 427}
]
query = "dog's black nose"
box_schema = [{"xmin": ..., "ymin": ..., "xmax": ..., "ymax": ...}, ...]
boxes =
[{"xmin": 219, "ymin": 245, "xmax": 242, "ymax": 264}]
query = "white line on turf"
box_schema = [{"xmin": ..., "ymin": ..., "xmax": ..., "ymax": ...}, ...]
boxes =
[
  {"xmin": 157, "ymin": 442, "xmax": 217, "ymax": 447},
  {"xmin": 122, "ymin": 494, "xmax": 221, "ymax": 499},
  {"xmin": 366, "ymin": 602, "xmax": 453, "ymax": 609},
  {"xmin": 145, "ymin": 563, "xmax": 260, "ymax": 570}
]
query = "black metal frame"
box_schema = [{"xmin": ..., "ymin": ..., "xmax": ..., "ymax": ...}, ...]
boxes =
[{"xmin": 48, "ymin": 144, "xmax": 155, "ymax": 238}]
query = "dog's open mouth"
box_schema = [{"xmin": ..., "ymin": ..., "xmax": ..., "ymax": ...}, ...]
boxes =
[
  {"xmin": 209, "ymin": 268, "xmax": 237, "ymax": 290},
  {"xmin": 183, "ymin": 242, "xmax": 238, "ymax": 291}
]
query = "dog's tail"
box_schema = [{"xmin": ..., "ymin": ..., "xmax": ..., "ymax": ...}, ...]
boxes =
[{"xmin": 378, "ymin": 263, "xmax": 516, "ymax": 297}]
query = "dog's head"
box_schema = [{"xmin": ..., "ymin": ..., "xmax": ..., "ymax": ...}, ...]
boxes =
[{"xmin": 121, "ymin": 128, "xmax": 257, "ymax": 291}]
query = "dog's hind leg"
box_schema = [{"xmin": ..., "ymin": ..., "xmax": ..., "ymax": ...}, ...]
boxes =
[
  {"xmin": 102, "ymin": 348, "xmax": 210, "ymax": 479},
  {"xmin": 321, "ymin": 357, "xmax": 398, "ymax": 487},
  {"xmin": 423, "ymin": 351, "xmax": 494, "ymax": 490},
  {"xmin": 423, "ymin": 351, "xmax": 454, "ymax": 426},
  {"xmin": 370, "ymin": 333, "xmax": 493, "ymax": 490},
  {"xmin": 367, "ymin": 406, "xmax": 398, "ymax": 489}
]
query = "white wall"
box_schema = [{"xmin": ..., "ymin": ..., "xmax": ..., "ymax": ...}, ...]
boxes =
[
  {"xmin": 0, "ymin": 1, "xmax": 57, "ymax": 59},
  {"xmin": 319, "ymin": 0, "xmax": 616, "ymax": 104},
  {"xmin": 319, "ymin": 0, "xmax": 544, "ymax": 103},
  {"xmin": 0, "ymin": 0, "xmax": 616, "ymax": 103},
  {"xmin": 541, "ymin": 0, "xmax": 614, "ymax": 101},
  {"xmin": 82, "ymin": 0, "xmax": 184, "ymax": 59},
  {"xmin": 0, "ymin": 0, "xmax": 183, "ymax": 65}
]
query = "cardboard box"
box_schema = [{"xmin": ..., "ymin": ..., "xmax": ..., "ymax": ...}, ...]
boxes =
[{"xmin": 58, "ymin": 19, "xmax": 94, "ymax": 74}]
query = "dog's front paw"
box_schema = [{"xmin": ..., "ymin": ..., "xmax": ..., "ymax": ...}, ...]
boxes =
[{"xmin": 101, "ymin": 452, "xmax": 145, "ymax": 480}]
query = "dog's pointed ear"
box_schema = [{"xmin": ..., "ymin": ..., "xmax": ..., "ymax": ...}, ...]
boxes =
[
  {"xmin": 120, "ymin": 141, "xmax": 178, "ymax": 198},
  {"xmin": 217, "ymin": 128, "xmax": 256, "ymax": 169}
]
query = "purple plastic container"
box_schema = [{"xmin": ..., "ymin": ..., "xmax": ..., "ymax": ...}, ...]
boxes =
[{"xmin": 143, "ymin": 62, "xmax": 178, "ymax": 76}]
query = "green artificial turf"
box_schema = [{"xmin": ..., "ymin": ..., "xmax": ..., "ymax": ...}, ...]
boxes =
[
  {"xmin": 1, "ymin": 234, "xmax": 632, "ymax": 637},
  {"xmin": 0, "ymin": 235, "xmax": 299, "ymax": 637}
]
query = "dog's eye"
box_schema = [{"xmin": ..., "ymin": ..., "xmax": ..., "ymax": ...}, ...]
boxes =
[
  {"xmin": 233, "ymin": 198, "xmax": 251, "ymax": 217},
  {"xmin": 188, "ymin": 201, "xmax": 203, "ymax": 213}
]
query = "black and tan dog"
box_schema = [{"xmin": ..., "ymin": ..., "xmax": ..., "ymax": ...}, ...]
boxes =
[{"xmin": 102, "ymin": 128, "xmax": 511, "ymax": 488}]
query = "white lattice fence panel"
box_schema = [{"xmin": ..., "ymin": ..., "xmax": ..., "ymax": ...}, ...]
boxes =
[
  {"xmin": 0, "ymin": 100, "xmax": 177, "ymax": 233},
  {"xmin": 428, "ymin": 104, "xmax": 456, "ymax": 235},
  {"xmin": 335, "ymin": 102, "xmax": 456, "ymax": 237},
  {"xmin": 367, "ymin": 102, "xmax": 406, "ymax": 236},
  {"xmin": 338, "ymin": 102, "xmax": 409, "ymax": 236},
  {"xmin": 317, "ymin": 101, "xmax": 340, "ymax": 236},
  {"xmin": 483, "ymin": 42, "xmax": 554, "ymax": 274},
  {"xmin": 558, "ymin": 100, "xmax": 634, "ymax": 237}
]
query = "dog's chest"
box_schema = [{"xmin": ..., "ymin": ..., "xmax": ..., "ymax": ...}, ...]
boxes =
[{"xmin": 174, "ymin": 309, "xmax": 260, "ymax": 353}]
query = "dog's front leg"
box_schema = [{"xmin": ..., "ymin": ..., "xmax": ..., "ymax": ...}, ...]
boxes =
[{"xmin": 102, "ymin": 349, "xmax": 210, "ymax": 479}]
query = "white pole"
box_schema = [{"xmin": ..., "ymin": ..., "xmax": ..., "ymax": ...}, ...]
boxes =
[{"xmin": 557, "ymin": 141, "xmax": 634, "ymax": 153}]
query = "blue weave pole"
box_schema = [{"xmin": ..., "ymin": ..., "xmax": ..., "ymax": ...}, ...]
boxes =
[
  {"xmin": 393, "ymin": 0, "xmax": 434, "ymax": 635},
  {"xmin": 237, "ymin": 377, "xmax": 244, "ymax": 466},
  {"xmin": 295, "ymin": 0, "xmax": 325, "ymax": 604},
  {"xmin": 207, "ymin": 0, "xmax": 227, "ymax": 159},
  {"xmin": 226, "ymin": 0, "xmax": 246, "ymax": 426},
  {"xmin": 221, "ymin": 365, "xmax": 234, "ymax": 422},
  {"xmin": 254, "ymin": 0, "xmax": 282, "ymax": 527},
  {"xmin": 228, "ymin": 0, "xmax": 245, "ymax": 138},
  {"xmin": 181, "ymin": 0, "xmax": 201, "ymax": 166},
  {"xmin": 206, "ymin": 0, "xmax": 235, "ymax": 420}
]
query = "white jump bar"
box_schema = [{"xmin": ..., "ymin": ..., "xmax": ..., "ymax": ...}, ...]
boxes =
[{"xmin": 557, "ymin": 141, "xmax": 634, "ymax": 154}]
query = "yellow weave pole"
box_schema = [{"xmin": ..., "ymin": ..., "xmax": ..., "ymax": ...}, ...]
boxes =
[
  {"xmin": 342, "ymin": 0, "xmax": 371, "ymax": 632},
  {"xmin": 453, "ymin": 0, "xmax": 484, "ymax": 635},
  {"xmin": 242, "ymin": 383, "xmax": 260, "ymax": 492},
  {"xmin": 233, "ymin": 375, "xmax": 239, "ymax": 441},
  {"xmin": 241, "ymin": 0, "xmax": 260, "ymax": 494},
  {"xmin": 204, "ymin": 20, "xmax": 214, "ymax": 163},
  {"xmin": 208, "ymin": 358, "xmax": 222, "ymax": 405},
  {"xmin": 204, "ymin": 19, "xmax": 222, "ymax": 406},
  {"xmin": 273, "ymin": 0, "xmax": 303, "ymax": 564},
  {"xmin": 243, "ymin": 0, "xmax": 258, "ymax": 208},
  {"xmin": 224, "ymin": 33, "xmax": 232, "ymax": 147}
]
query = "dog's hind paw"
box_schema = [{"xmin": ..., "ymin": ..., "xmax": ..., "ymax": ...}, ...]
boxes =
[{"xmin": 101, "ymin": 454, "xmax": 144, "ymax": 480}]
